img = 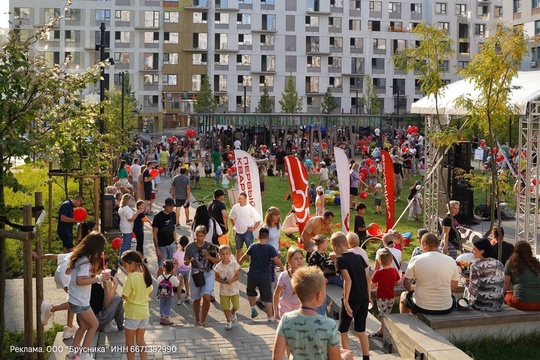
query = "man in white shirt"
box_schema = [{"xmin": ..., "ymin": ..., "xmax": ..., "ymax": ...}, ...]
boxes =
[
  {"xmin": 229, "ymin": 192, "xmax": 262, "ymax": 260},
  {"xmin": 129, "ymin": 158, "xmax": 141, "ymax": 200},
  {"xmin": 234, "ymin": 139, "xmax": 242, "ymax": 150}
]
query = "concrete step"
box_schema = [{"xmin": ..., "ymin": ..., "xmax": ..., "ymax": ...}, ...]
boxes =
[{"xmin": 48, "ymin": 330, "xmax": 99, "ymax": 360}]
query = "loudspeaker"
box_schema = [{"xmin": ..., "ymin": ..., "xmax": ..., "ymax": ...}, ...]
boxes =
[
  {"xmin": 438, "ymin": 165, "xmax": 475, "ymax": 224},
  {"xmin": 444, "ymin": 142, "xmax": 472, "ymax": 168}
]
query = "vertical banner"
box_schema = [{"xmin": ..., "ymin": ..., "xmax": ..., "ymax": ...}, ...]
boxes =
[
  {"xmin": 234, "ymin": 150, "xmax": 263, "ymax": 225},
  {"xmin": 381, "ymin": 150, "xmax": 395, "ymax": 230},
  {"xmin": 334, "ymin": 147, "xmax": 350, "ymax": 232},
  {"xmin": 284, "ymin": 155, "xmax": 310, "ymax": 233}
]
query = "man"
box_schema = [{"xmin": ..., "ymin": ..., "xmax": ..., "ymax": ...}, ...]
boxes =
[
  {"xmin": 233, "ymin": 138, "xmax": 242, "ymax": 150},
  {"xmin": 300, "ymin": 211, "xmax": 334, "ymax": 253},
  {"xmin": 170, "ymin": 167, "xmax": 191, "ymax": 226},
  {"xmin": 129, "ymin": 159, "xmax": 141, "ymax": 200},
  {"xmin": 491, "ymin": 226, "xmax": 514, "ymax": 265},
  {"xmin": 229, "ymin": 192, "xmax": 262, "ymax": 261},
  {"xmin": 400, "ymin": 232, "xmax": 459, "ymax": 315},
  {"xmin": 57, "ymin": 194, "xmax": 84, "ymax": 253},
  {"xmin": 89, "ymin": 271, "xmax": 124, "ymax": 332},
  {"xmin": 143, "ymin": 161, "xmax": 154, "ymax": 211},
  {"xmin": 208, "ymin": 188, "xmax": 228, "ymax": 234},
  {"xmin": 274, "ymin": 146, "xmax": 287, "ymax": 180},
  {"xmin": 442, "ymin": 200, "xmax": 462, "ymax": 259},
  {"xmin": 152, "ymin": 198, "xmax": 177, "ymax": 277}
]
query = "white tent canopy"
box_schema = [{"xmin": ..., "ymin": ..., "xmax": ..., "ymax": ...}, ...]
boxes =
[{"xmin": 410, "ymin": 70, "xmax": 540, "ymax": 116}]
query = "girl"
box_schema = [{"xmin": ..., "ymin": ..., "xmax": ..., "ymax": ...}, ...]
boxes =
[
  {"xmin": 136, "ymin": 165, "xmax": 146, "ymax": 202},
  {"xmin": 191, "ymin": 204, "xmax": 223, "ymax": 245},
  {"xmin": 157, "ymin": 260, "xmax": 180, "ymax": 325},
  {"xmin": 118, "ymin": 194, "xmax": 144, "ymax": 256},
  {"xmin": 121, "ymin": 250, "xmax": 153, "ymax": 360},
  {"xmin": 259, "ymin": 165, "xmax": 267, "ymax": 198},
  {"xmin": 315, "ymin": 186, "xmax": 325, "ymax": 216},
  {"xmin": 273, "ymin": 247, "xmax": 304, "ymax": 320},
  {"xmin": 117, "ymin": 160, "xmax": 132, "ymax": 193},
  {"xmin": 133, "ymin": 200, "xmax": 147, "ymax": 261},
  {"xmin": 174, "ymin": 235, "xmax": 192, "ymax": 304},
  {"xmin": 66, "ymin": 232, "xmax": 110, "ymax": 360},
  {"xmin": 263, "ymin": 206, "xmax": 281, "ymax": 252}
]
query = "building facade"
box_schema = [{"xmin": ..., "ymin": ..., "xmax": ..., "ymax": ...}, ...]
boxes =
[
  {"xmin": 10, "ymin": 0, "xmax": 504, "ymax": 129},
  {"xmin": 503, "ymin": 0, "xmax": 540, "ymax": 70}
]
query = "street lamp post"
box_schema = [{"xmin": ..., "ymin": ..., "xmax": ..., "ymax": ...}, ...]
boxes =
[
  {"xmin": 243, "ymin": 85, "xmax": 247, "ymax": 113},
  {"xmin": 120, "ymin": 72, "xmax": 125, "ymax": 131},
  {"xmin": 395, "ymin": 84, "xmax": 400, "ymax": 117},
  {"xmin": 354, "ymin": 89, "xmax": 359, "ymax": 114}
]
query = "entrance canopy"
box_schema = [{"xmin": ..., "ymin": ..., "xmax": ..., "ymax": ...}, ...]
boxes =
[{"xmin": 411, "ymin": 70, "xmax": 540, "ymax": 116}]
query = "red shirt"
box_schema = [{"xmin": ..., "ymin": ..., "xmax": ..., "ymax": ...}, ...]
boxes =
[{"xmin": 371, "ymin": 268, "xmax": 401, "ymax": 299}]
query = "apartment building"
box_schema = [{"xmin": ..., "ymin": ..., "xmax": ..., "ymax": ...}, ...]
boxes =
[
  {"xmin": 9, "ymin": 0, "xmax": 503, "ymax": 128},
  {"xmin": 503, "ymin": 0, "xmax": 540, "ymax": 70}
]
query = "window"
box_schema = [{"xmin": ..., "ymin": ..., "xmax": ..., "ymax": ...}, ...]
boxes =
[
  {"xmin": 351, "ymin": 58, "xmax": 364, "ymax": 73},
  {"xmin": 331, "ymin": 0, "xmax": 344, "ymax": 8},
  {"xmin": 45, "ymin": 30, "xmax": 60, "ymax": 41},
  {"xmin": 65, "ymin": 9, "xmax": 81, "ymax": 21},
  {"xmin": 95, "ymin": 31, "xmax": 110, "ymax": 47},
  {"xmin": 262, "ymin": 0, "xmax": 275, "ymax": 5},
  {"xmin": 458, "ymin": 61, "xmax": 469, "ymax": 69},
  {"xmin": 367, "ymin": 20, "xmax": 380, "ymax": 31},
  {"xmin": 238, "ymin": 75, "xmax": 252, "ymax": 86},
  {"xmin": 435, "ymin": 3, "xmax": 447, "ymax": 14},
  {"xmin": 164, "ymin": 12, "xmax": 179, "ymax": 23},
  {"xmin": 372, "ymin": 58, "xmax": 385, "ymax": 70},
  {"xmin": 237, "ymin": 54, "xmax": 251, "ymax": 65},
  {"xmin": 193, "ymin": 12, "xmax": 208, "ymax": 23},
  {"xmin": 350, "ymin": 20, "xmax": 361, "ymax": 31},
  {"xmin": 306, "ymin": 36, "xmax": 320, "ymax": 52},
  {"xmin": 350, "ymin": 37, "xmax": 363, "ymax": 49},
  {"xmin": 237, "ymin": 13, "xmax": 251, "ymax": 25},
  {"xmin": 369, "ymin": 1, "xmax": 382, "ymax": 12},
  {"xmin": 535, "ymin": 20, "xmax": 540, "ymax": 35},
  {"xmin": 477, "ymin": 5, "xmax": 488, "ymax": 16},
  {"xmin": 163, "ymin": 75, "xmax": 177, "ymax": 86},
  {"xmin": 439, "ymin": 60, "xmax": 449, "ymax": 72},
  {"xmin": 115, "ymin": 10, "xmax": 130, "ymax": 21},
  {"xmin": 44, "ymin": 51, "xmax": 61, "ymax": 66},
  {"xmin": 144, "ymin": 32, "xmax": 159, "ymax": 44},
  {"xmin": 306, "ymin": 16, "xmax": 319, "ymax": 27},
  {"xmin": 145, "ymin": 11, "xmax": 160, "ymax": 27},
  {"xmin": 163, "ymin": 53, "xmax": 179, "ymax": 65},
  {"xmin": 114, "ymin": 52, "xmax": 130, "ymax": 64},
  {"xmin": 456, "ymin": 4, "xmax": 466, "ymax": 16},
  {"xmin": 216, "ymin": 75, "xmax": 227, "ymax": 91},
  {"xmin": 14, "ymin": 7, "xmax": 31, "ymax": 20},
  {"xmin": 437, "ymin": 22, "xmax": 449, "ymax": 31},
  {"xmin": 65, "ymin": 52, "xmax": 81, "ymax": 65},
  {"xmin": 495, "ymin": 6, "xmax": 503, "ymax": 17},
  {"xmin": 95, "ymin": 10, "xmax": 111, "ymax": 21},
  {"xmin": 458, "ymin": 23, "xmax": 469, "ymax": 39},
  {"xmin": 215, "ymin": 13, "xmax": 229, "ymax": 24},
  {"xmin": 45, "ymin": 8, "xmax": 61, "ymax": 22},
  {"xmin": 239, "ymin": 0, "xmax": 253, "ymax": 4},
  {"xmin": 329, "ymin": 77, "xmax": 342, "ymax": 88},
  {"xmin": 307, "ymin": 56, "xmax": 321, "ymax": 67},
  {"xmin": 373, "ymin": 77, "xmax": 386, "ymax": 89},
  {"xmin": 65, "ymin": 30, "xmax": 79, "ymax": 42},
  {"xmin": 330, "ymin": 37, "xmax": 343, "ymax": 48},
  {"xmin": 305, "ymin": 76, "xmax": 319, "ymax": 93},
  {"xmin": 215, "ymin": 54, "xmax": 229, "ymax": 65},
  {"xmin": 389, "ymin": 2, "xmax": 401, "ymax": 13},
  {"xmin": 534, "ymin": 0, "xmax": 540, "ymax": 8},
  {"xmin": 410, "ymin": 3, "xmax": 422, "ymax": 14},
  {"xmin": 328, "ymin": 56, "xmax": 342, "ymax": 68},
  {"xmin": 144, "ymin": 53, "xmax": 159, "ymax": 70},
  {"xmin": 163, "ymin": 32, "xmax": 178, "ymax": 44},
  {"xmin": 115, "ymin": 31, "xmax": 131, "ymax": 43},
  {"xmin": 216, "ymin": 33, "xmax": 228, "ymax": 49},
  {"xmin": 192, "ymin": 75, "xmax": 202, "ymax": 91},
  {"xmin": 193, "ymin": 0, "xmax": 208, "ymax": 5},
  {"xmin": 236, "ymin": 95, "xmax": 251, "ymax": 107},
  {"xmin": 514, "ymin": 0, "xmax": 521, "ymax": 13},
  {"xmin": 238, "ymin": 34, "xmax": 252, "ymax": 45},
  {"xmin": 475, "ymin": 24, "xmax": 486, "ymax": 36},
  {"xmin": 144, "ymin": 74, "xmax": 159, "ymax": 85},
  {"xmin": 262, "ymin": 14, "xmax": 276, "ymax": 30},
  {"xmin": 261, "ymin": 55, "xmax": 275, "ymax": 71},
  {"xmin": 349, "ymin": 0, "xmax": 360, "ymax": 10},
  {"xmin": 329, "ymin": 17, "xmax": 342, "ymax": 28},
  {"xmin": 260, "ymin": 75, "xmax": 274, "ymax": 86},
  {"xmin": 373, "ymin": 38, "xmax": 386, "ymax": 50},
  {"xmin": 193, "ymin": 33, "xmax": 208, "ymax": 49},
  {"xmin": 393, "ymin": 39, "xmax": 406, "ymax": 53},
  {"xmin": 261, "ymin": 34, "xmax": 274, "ymax": 46},
  {"xmin": 192, "ymin": 54, "xmax": 208, "ymax": 65},
  {"xmin": 144, "ymin": 95, "xmax": 159, "ymax": 107}
]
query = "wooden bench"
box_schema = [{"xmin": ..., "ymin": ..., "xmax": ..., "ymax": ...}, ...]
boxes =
[
  {"xmin": 416, "ymin": 305, "xmax": 540, "ymax": 342},
  {"xmin": 384, "ymin": 314, "xmax": 473, "ymax": 360}
]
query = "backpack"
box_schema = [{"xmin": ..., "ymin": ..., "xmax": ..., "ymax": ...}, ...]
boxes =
[{"xmin": 156, "ymin": 275, "xmax": 173, "ymax": 299}]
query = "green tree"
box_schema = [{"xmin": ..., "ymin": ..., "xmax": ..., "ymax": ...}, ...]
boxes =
[
  {"xmin": 321, "ymin": 87, "xmax": 338, "ymax": 114},
  {"xmin": 279, "ymin": 74, "xmax": 302, "ymax": 113},
  {"xmin": 456, "ymin": 24, "xmax": 529, "ymax": 239},
  {"xmin": 256, "ymin": 85, "xmax": 273, "ymax": 113},
  {"xmin": 363, "ymin": 75, "xmax": 382, "ymax": 115},
  {"xmin": 0, "ymin": 3, "xmax": 103, "ymax": 349},
  {"xmin": 194, "ymin": 75, "xmax": 215, "ymax": 113}
]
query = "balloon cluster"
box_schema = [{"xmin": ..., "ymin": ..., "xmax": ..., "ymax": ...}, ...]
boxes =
[{"xmin": 186, "ymin": 129, "xmax": 196, "ymax": 138}]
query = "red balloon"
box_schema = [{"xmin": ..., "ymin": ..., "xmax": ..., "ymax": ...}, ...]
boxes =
[
  {"xmin": 112, "ymin": 237, "xmax": 122, "ymax": 250},
  {"xmin": 480, "ymin": 141, "xmax": 486, "ymax": 147},
  {"xmin": 356, "ymin": 140, "xmax": 362, "ymax": 147},
  {"xmin": 359, "ymin": 173, "xmax": 366, "ymax": 181},
  {"xmin": 402, "ymin": 146, "xmax": 407, "ymax": 153},
  {"xmin": 230, "ymin": 166, "xmax": 236, "ymax": 173},
  {"xmin": 261, "ymin": 145, "xmax": 267, "ymax": 153},
  {"xmin": 483, "ymin": 164, "xmax": 488, "ymax": 170},
  {"xmin": 533, "ymin": 178, "xmax": 538, "ymax": 186},
  {"xmin": 322, "ymin": 142, "xmax": 328, "ymax": 149},
  {"xmin": 362, "ymin": 146, "xmax": 369, "ymax": 153},
  {"xmin": 369, "ymin": 165, "xmax": 377, "ymax": 174},
  {"xmin": 367, "ymin": 223, "xmax": 381, "ymax": 236},
  {"xmin": 159, "ymin": 167, "xmax": 165, "ymax": 174},
  {"xmin": 360, "ymin": 191, "xmax": 369, "ymax": 199},
  {"xmin": 125, "ymin": 165, "xmax": 131, "ymax": 173},
  {"xmin": 360, "ymin": 167, "xmax": 368, "ymax": 175},
  {"xmin": 73, "ymin": 207, "xmax": 88, "ymax": 222},
  {"xmin": 496, "ymin": 155, "xmax": 504, "ymax": 162},
  {"xmin": 227, "ymin": 153, "xmax": 233, "ymax": 160},
  {"xmin": 150, "ymin": 169, "xmax": 159, "ymax": 178},
  {"xmin": 314, "ymin": 157, "xmax": 319, "ymax": 163}
]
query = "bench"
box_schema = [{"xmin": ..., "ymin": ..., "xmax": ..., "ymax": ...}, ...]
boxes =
[
  {"xmin": 416, "ymin": 305, "xmax": 540, "ymax": 342},
  {"xmin": 383, "ymin": 314, "xmax": 473, "ymax": 360}
]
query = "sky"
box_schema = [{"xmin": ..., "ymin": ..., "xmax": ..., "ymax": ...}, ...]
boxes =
[{"xmin": 1, "ymin": 1, "xmax": 8, "ymax": 29}]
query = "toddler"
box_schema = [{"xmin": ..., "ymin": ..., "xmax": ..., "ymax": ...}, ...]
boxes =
[
  {"xmin": 214, "ymin": 245, "xmax": 241, "ymax": 330},
  {"xmin": 173, "ymin": 235, "xmax": 192, "ymax": 304},
  {"xmin": 156, "ymin": 260, "xmax": 180, "ymax": 325},
  {"xmin": 370, "ymin": 249, "xmax": 400, "ymax": 338}
]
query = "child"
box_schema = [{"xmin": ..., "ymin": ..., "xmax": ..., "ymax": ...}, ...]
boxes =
[
  {"xmin": 309, "ymin": 182, "xmax": 317, "ymax": 205},
  {"xmin": 238, "ymin": 227, "xmax": 285, "ymax": 322},
  {"xmin": 373, "ymin": 183, "xmax": 383, "ymax": 214},
  {"xmin": 133, "ymin": 200, "xmax": 147, "ymax": 262},
  {"xmin": 156, "ymin": 260, "xmax": 180, "ymax": 325},
  {"xmin": 319, "ymin": 162, "xmax": 329, "ymax": 186},
  {"xmin": 259, "ymin": 165, "xmax": 267, "ymax": 198},
  {"xmin": 346, "ymin": 232, "xmax": 370, "ymax": 270},
  {"xmin": 370, "ymin": 248, "xmax": 401, "ymax": 338},
  {"xmin": 173, "ymin": 235, "xmax": 192, "ymax": 304},
  {"xmin": 315, "ymin": 186, "xmax": 325, "ymax": 216},
  {"xmin": 216, "ymin": 166, "xmax": 223, "ymax": 186},
  {"xmin": 214, "ymin": 245, "xmax": 241, "ymax": 330},
  {"xmin": 121, "ymin": 250, "xmax": 153, "ymax": 360},
  {"xmin": 273, "ymin": 247, "xmax": 304, "ymax": 321},
  {"xmin": 272, "ymin": 266, "xmax": 345, "ymax": 360},
  {"xmin": 354, "ymin": 203, "xmax": 368, "ymax": 249},
  {"xmin": 66, "ymin": 232, "xmax": 111, "ymax": 360},
  {"xmin": 331, "ymin": 232, "xmax": 371, "ymax": 359},
  {"xmin": 193, "ymin": 162, "xmax": 201, "ymax": 189},
  {"xmin": 327, "ymin": 175, "xmax": 337, "ymax": 190}
]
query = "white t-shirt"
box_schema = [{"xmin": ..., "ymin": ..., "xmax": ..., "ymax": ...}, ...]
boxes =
[
  {"xmin": 263, "ymin": 224, "xmax": 280, "ymax": 252},
  {"xmin": 319, "ymin": 167, "xmax": 329, "ymax": 181},
  {"xmin": 118, "ymin": 205, "xmax": 135, "ymax": 234},
  {"xmin": 375, "ymin": 247, "xmax": 402, "ymax": 271},
  {"xmin": 349, "ymin": 247, "xmax": 370, "ymax": 269},
  {"xmin": 214, "ymin": 260, "xmax": 241, "ymax": 296},
  {"xmin": 130, "ymin": 164, "xmax": 141, "ymax": 180},
  {"xmin": 54, "ymin": 253, "xmax": 72, "ymax": 289},
  {"xmin": 67, "ymin": 257, "xmax": 92, "ymax": 307},
  {"xmin": 404, "ymin": 251, "xmax": 460, "ymax": 311},
  {"xmin": 157, "ymin": 273, "xmax": 180, "ymax": 289},
  {"xmin": 234, "ymin": 140, "xmax": 241, "ymax": 149},
  {"xmin": 229, "ymin": 203, "xmax": 262, "ymax": 234}
]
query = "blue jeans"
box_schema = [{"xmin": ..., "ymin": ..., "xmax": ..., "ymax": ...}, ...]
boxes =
[
  {"xmin": 120, "ymin": 233, "xmax": 132, "ymax": 255},
  {"xmin": 160, "ymin": 296, "xmax": 173, "ymax": 316},
  {"xmin": 317, "ymin": 296, "xmax": 327, "ymax": 316},
  {"xmin": 327, "ymin": 275, "xmax": 343, "ymax": 287},
  {"xmin": 235, "ymin": 231, "xmax": 254, "ymax": 251},
  {"xmin": 158, "ymin": 243, "xmax": 176, "ymax": 266}
]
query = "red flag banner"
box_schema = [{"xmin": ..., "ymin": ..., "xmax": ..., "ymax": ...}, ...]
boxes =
[
  {"xmin": 381, "ymin": 150, "xmax": 395, "ymax": 231},
  {"xmin": 284, "ymin": 155, "xmax": 310, "ymax": 233}
]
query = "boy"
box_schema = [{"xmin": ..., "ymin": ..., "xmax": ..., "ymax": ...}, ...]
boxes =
[
  {"xmin": 214, "ymin": 245, "xmax": 241, "ymax": 330},
  {"xmin": 370, "ymin": 249, "xmax": 401, "ymax": 338},
  {"xmin": 309, "ymin": 182, "xmax": 317, "ymax": 205},
  {"xmin": 354, "ymin": 203, "xmax": 368, "ymax": 249},
  {"xmin": 331, "ymin": 232, "xmax": 371, "ymax": 359},
  {"xmin": 272, "ymin": 267, "xmax": 346, "ymax": 360},
  {"xmin": 238, "ymin": 228, "xmax": 285, "ymax": 322},
  {"xmin": 346, "ymin": 232, "xmax": 370, "ymax": 271}
]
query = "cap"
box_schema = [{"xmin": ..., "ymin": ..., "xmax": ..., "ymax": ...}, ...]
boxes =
[
  {"xmin": 164, "ymin": 198, "xmax": 175, "ymax": 207},
  {"xmin": 375, "ymin": 183, "xmax": 382, "ymax": 189},
  {"xmin": 320, "ymin": 161, "xmax": 326, "ymax": 165},
  {"xmin": 214, "ymin": 189, "xmax": 225, "ymax": 198},
  {"xmin": 415, "ymin": 185, "xmax": 422, "ymax": 191}
]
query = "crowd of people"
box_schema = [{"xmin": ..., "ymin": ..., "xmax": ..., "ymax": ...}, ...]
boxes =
[{"xmin": 37, "ymin": 127, "xmax": 540, "ymax": 360}]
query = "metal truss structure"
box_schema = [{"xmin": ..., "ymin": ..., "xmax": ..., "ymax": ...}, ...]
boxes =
[{"xmin": 423, "ymin": 115, "xmax": 441, "ymax": 234}]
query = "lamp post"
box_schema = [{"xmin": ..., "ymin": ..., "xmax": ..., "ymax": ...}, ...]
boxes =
[
  {"xmin": 354, "ymin": 89, "xmax": 359, "ymax": 114},
  {"xmin": 243, "ymin": 85, "xmax": 247, "ymax": 113},
  {"xmin": 120, "ymin": 72, "xmax": 125, "ymax": 131},
  {"xmin": 394, "ymin": 84, "xmax": 400, "ymax": 116}
]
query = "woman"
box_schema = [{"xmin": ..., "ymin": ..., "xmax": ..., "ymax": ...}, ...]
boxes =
[
  {"xmin": 117, "ymin": 160, "xmax": 132, "ymax": 194},
  {"xmin": 282, "ymin": 207, "xmax": 299, "ymax": 236},
  {"xmin": 191, "ymin": 205, "xmax": 222, "ymax": 246},
  {"xmin": 136, "ymin": 165, "xmax": 146, "ymax": 202},
  {"xmin": 118, "ymin": 194, "xmax": 143, "ymax": 256},
  {"xmin": 145, "ymin": 147, "xmax": 156, "ymax": 163},
  {"xmin": 349, "ymin": 163, "xmax": 360, "ymax": 210},
  {"xmin": 503, "ymin": 241, "xmax": 540, "ymax": 311},
  {"xmin": 262, "ymin": 206, "xmax": 281, "ymax": 253},
  {"xmin": 464, "ymin": 238, "xmax": 504, "ymax": 312}
]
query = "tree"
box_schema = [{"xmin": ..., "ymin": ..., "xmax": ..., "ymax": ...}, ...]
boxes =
[
  {"xmin": 194, "ymin": 75, "xmax": 215, "ymax": 113},
  {"xmin": 0, "ymin": 2, "xmax": 103, "ymax": 350},
  {"xmin": 321, "ymin": 87, "xmax": 338, "ymax": 114},
  {"xmin": 256, "ymin": 85, "xmax": 273, "ymax": 113},
  {"xmin": 279, "ymin": 74, "xmax": 302, "ymax": 113},
  {"xmin": 456, "ymin": 24, "xmax": 529, "ymax": 239},
  {"xmin": 362, "ymin": 75, "xmax": 382, "ymax": 115}
]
